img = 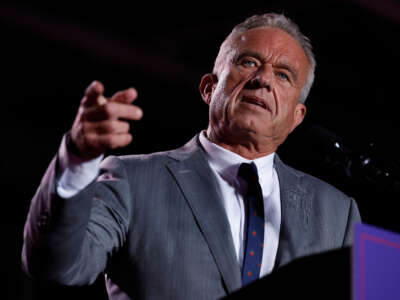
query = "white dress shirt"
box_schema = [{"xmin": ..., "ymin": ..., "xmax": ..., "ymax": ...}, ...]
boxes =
[
  {"xmin": 198, "ymin": 132, "xmax": 281, "ymax": 277},
  {"xmin": 56, "ymin": 132, "xmax": 281, "ymax": 277},
  {"xmin": 56, "ymin": 134, "xmax": 103, "ymax": 199}
]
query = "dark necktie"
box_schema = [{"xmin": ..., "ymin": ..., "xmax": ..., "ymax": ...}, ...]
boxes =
[{"xmin": 238, "ymin": 162, "xmax": 265, "ymax": 286}]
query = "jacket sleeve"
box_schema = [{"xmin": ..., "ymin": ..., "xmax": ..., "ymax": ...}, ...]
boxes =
[{"xmin": 22, "ymin": 153, "xmax": 132, "ymax": 286}]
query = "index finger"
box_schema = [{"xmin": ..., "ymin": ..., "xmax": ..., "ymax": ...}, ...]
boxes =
[
  {"xmin": 110, "ymin": 88, "xmax": 138, "ymax": 104},
  {"xmin": 83, "ymin": 101, "xmax": 143, "ymax": 122},
  {"xmin": 109, "ymin": 102, "xmax": 143, "ymax": 120}
]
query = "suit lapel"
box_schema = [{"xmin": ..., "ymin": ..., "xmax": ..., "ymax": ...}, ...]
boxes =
[
  {"xmin": 166, "ymin": 136, "xmax": 241, "ymax": 293},
  {"xmin": 273, "ymin": 155, "xmax": 314, "ymax": 269}
]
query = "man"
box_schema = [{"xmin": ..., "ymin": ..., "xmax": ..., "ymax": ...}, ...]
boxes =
[{"xmin": 22, "ymin": 13, "xmax": 361, "ymax": 299}]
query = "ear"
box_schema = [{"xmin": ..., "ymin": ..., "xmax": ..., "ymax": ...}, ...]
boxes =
[
  {"xmin": 290, "ymin": 103, "xmax": 307, "ymax": 133},
  {"xmin": 199, "ymin": 73, "xmax": 218, "ymax": 105}
]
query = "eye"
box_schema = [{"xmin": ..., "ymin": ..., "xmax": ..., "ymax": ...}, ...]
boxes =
[
  {"xmin": 276, "ymin": 72, "xmax": 289, "ymax": 81},
  {"xmin": 240, "ymin": 59, "xmax": 257, "ymax": 68}
]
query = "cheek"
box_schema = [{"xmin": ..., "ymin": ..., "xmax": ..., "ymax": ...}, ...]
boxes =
[
  {"xmin": 217, "ymin": 66, "xmax": 248, "ymax": 96},
  {"xmin": 270, "ymin": 90, "xmax": 299, "ymax": 132},
  {"xmin": 209, "ymin": 72, "xmax": 234, "ymax": 119},
  {"xmin": 209, "ymin": 66, "xmax": 252, "ymax": 124},
  {"xmin": 279, "ymin": 102, "xmax": 300, "ymax": 132},
  {"xmin": 209, "ymin": 87, "xmax": 228, "ymax": 124},
  {"xmin": 275, "ymin": 86, "xmax": 301, "ymax": 111}
]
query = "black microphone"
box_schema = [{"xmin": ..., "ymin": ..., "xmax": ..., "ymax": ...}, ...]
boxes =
[{"xmin": 302, "ymin": 125, "xmax": 400, "ymax": 193}]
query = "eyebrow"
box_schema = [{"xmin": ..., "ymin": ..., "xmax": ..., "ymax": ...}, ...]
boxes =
[{"xmin": 234, "ymin": 50, "xmax": 299, "ymax": 83}]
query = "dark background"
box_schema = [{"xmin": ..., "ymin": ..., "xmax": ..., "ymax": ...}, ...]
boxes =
[{"xmin": 1, "ymin": 0, "xmax": 399, "ymax": 299}]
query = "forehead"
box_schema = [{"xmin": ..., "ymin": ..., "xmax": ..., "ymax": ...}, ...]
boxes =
[{"xmin": 228, "ymin": 27, "xmax": 310, "ymax": 76}]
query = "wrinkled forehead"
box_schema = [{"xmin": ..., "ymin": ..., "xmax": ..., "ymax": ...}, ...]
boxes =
[
  {"xmin": 215, "ymin": 27, "xmax": 310, "ymax": 81},
  {"xmin": 238, "ymin": 28, "xmax": 306, "ymax": 59}
]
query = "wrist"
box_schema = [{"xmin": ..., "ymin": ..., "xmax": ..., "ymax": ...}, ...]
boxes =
[{"xmin": 65, "ymin": 131, "xmax": 84, "ymax": 157}]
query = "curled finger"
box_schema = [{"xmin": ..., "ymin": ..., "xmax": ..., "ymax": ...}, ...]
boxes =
[
  {"xmin": 97, "ymin": 133, "xmax": 133, "ymax": 150},
  {"xmin": 83, "ymin": 120, "xmax": 130, "ymax": 135}
]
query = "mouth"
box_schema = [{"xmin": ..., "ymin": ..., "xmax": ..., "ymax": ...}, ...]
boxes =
[{"xmin": 240, "ymin": 95, "xmax": 269, "ymax": 111}]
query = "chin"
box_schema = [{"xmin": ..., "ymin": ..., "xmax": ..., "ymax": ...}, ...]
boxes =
[{"xmin": 231, "ymin": 116, "xmax": 269, "ymax": 134}]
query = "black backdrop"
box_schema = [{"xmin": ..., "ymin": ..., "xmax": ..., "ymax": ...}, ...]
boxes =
[{"xmin": 1, "ymin": 0, "xmax": 399, "ymax": 299}]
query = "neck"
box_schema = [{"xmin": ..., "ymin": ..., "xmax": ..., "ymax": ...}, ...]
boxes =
[{"xmin": 206, "ymin": 127, "xmax": 277, "ymax": 160}]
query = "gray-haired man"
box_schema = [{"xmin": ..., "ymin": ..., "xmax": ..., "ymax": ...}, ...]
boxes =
[{"xmin": 22, "ymin": 13, "xmax": 360, "ymax": 299}]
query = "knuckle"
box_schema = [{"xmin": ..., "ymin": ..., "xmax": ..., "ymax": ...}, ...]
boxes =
[
  {"xmin": 101, "ymin": 103, "xmax": 114, "ymax": 118},
  {"xmin": 106, "ymin": 135, "xmax": 119, "ymax": 149},
  {"xmin": 104, "ymin": 120, "xmax": 118, "ymax": 133},
  {"xmin": 80, "ymin": 107, "xmax": 93, "ymax": 121},
  {"xmin": 124, "ymin": 122, "xmax": 130, "ymax": 132},
  {"xmin": 94, "ymin": 122, "xmax": 106, "ymax": 134},
  {"xmin": 109, "ymin": 120, "xmax": 119, "ymax": 132},
  {"xmin": 116, "ymin": 91, "xmax": 125, "ymax": 99},
  {"xmin": 82, "ymin": 133, "xmax": 93, "ymax": 146},
  {"xmin": 81, "ymin": 121, "xmax": 90, "ymax": 133}
]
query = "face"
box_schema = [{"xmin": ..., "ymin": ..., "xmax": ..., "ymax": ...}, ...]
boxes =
[{"xmin": 200, "ymin": 27, "xmax": 309, "ymax": 150}]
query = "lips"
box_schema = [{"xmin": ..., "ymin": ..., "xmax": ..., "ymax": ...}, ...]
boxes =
[{"xmin": 241, "ymin": 95, "xmax": 270, "ymax": 111}]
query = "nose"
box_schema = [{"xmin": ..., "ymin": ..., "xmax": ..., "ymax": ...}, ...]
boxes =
[{"xmin": 245, "ymin": 65, "xmax": 273, "ymax": 91}]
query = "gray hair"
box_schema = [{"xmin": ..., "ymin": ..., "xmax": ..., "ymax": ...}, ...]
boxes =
[{"xmin": 213, "ymin": 13, "xmax": 316, "ymax": 104}]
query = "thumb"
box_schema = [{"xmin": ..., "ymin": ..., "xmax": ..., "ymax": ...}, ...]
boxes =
[{"xmin": 82, "ymin": 80, "xmax": 105, "ymax": 107}]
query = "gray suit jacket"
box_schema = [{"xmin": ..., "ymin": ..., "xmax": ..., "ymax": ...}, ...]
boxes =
[{"xmin": 22, "ymin": 134, "xmax": 361, "ymax": 299}]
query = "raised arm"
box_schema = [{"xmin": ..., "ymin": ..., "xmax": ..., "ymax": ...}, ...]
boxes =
[{"xmin": 22, "ymin": 81, "xmax": 142, "ymax": 285}]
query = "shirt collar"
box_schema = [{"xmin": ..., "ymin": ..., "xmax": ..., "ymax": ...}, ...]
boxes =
[{"xmin": 199, "ymin": 131, "xmax": 275, "ymax": 187}]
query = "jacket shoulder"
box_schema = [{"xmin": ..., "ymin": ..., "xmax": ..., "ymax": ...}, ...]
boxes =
[
  {"xmin": 278, "ymin": 160, "xmax": 351, "ymax": 203},
  {"xmin": 104, "ymin": 135, "xmax": 202, "ymax": 168}
]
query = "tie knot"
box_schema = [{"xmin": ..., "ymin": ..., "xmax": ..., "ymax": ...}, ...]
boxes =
[{"xmin": 238, "ymin": 162, "xmax": 259, "ymax": 183}]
